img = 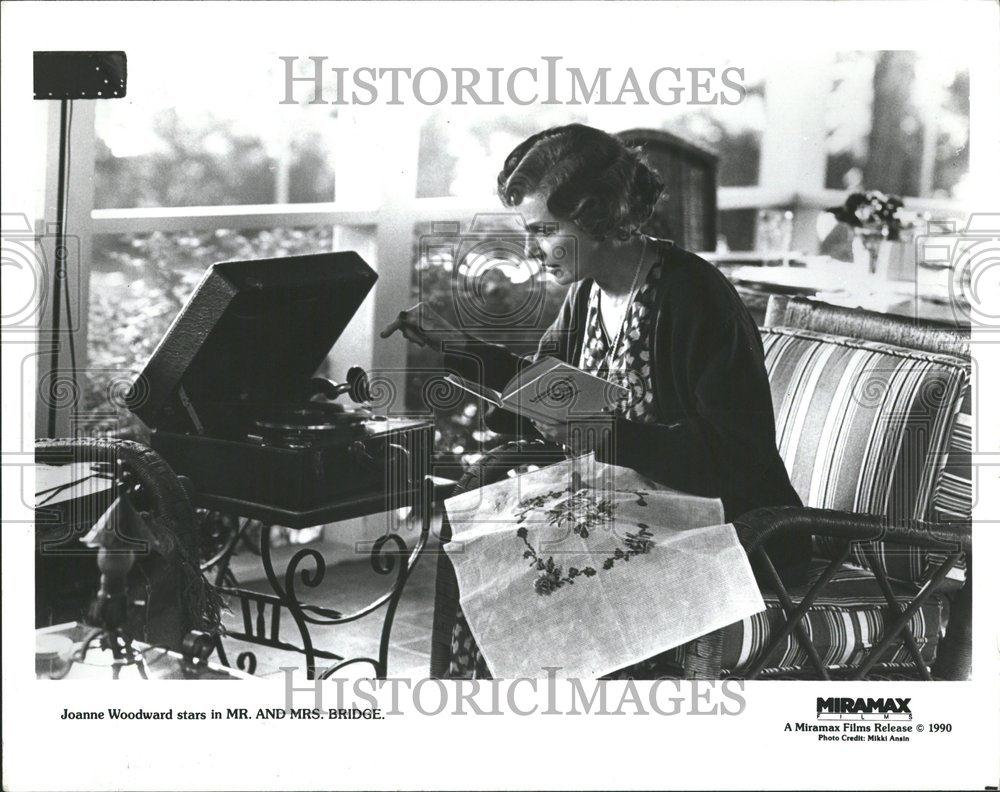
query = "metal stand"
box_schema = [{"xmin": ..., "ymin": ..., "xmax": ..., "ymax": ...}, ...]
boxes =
[
  {"xmin": 46, "ymin": 99, "xmax": 72, "ymax": 438},
  {"xmin": 201, "ymin": 477, "xmax": 441, "ymax": 679}
]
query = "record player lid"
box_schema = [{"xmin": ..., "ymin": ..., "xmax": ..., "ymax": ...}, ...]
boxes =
[{"xmin": 127, "ymin": 251, "xmax": 377, "ymax": 429}]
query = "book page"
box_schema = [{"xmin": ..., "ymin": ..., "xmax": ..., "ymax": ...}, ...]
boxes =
[{"xmin": 498, "ymin": 356, "xmax": 564, "ymax": 403}]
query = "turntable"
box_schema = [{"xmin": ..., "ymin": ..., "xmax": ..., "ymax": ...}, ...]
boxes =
[{"xmin": 127, "ymin": 251, "xmax": 434, "ymax": 527}]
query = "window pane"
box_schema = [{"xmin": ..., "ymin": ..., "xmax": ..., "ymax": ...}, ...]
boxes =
[
  {"xmin": 415, "ymin": 76, "xmax": 765, "ymax": 199},
  {"xmin": 94, "ymin": 62, "xmax": 340, "ymax": 209},
  {"xmin": 824, "ymin": 51, "xmax": 971, "ymax": 198},
  {"xmin": 85, "ymin": 227, "xmax": 333, "ymax": 436}
]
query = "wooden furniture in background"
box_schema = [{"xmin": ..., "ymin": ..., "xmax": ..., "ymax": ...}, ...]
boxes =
[{"xmin": 618, "ymin": 127, "xmax": 719, "ymax": 252}]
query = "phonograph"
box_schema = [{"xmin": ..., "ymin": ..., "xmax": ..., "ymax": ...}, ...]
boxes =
[
  {"xmin": 120, "ymin": 251, "xmax": 442, "ymax": 678},
  {"xmin": 126, "ymin": 251, "xmax": 433, "ymax": 527}
]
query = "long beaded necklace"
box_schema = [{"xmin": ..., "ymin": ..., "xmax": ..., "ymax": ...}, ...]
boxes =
[{"xmin": 597, "ymin": 234, "xmax": 650, "ymax": 371}]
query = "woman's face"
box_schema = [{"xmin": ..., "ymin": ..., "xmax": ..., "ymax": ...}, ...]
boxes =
[{"xmin": 518, "ymin": 192, "xmax": 602, "ymax": 286}]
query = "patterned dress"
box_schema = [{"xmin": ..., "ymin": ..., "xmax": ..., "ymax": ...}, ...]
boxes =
[
  {"xmin": 447, "ymin": 258, "xmax": 678, "ymax": 679},
  {"xmin": 576, "ymin": 258, "xmax": 663, "ymax": 423}
]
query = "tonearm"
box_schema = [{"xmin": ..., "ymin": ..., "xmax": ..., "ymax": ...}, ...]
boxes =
[{"xmin": 305, "ymin": 366, "xmax": 372, "ymax": 404}]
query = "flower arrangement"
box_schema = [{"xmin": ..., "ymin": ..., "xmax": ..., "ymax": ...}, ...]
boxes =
[{"xmin": 826, "ymin": 190, "xmax": 907, "ymax": 241}]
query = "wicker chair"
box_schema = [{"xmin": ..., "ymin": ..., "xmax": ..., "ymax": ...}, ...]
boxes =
[
  {"xmin": 430, "ymin": 296, "xmax": 972, "ymax": 680},
  {"xmin": 618, "ymin": 127, "xmax": 718, "ymax": 252},
  {"xmin": 705, "ymin": 296, "xmax": 971, "ymax": 680}
]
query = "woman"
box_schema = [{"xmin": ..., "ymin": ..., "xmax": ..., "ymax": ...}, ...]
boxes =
[{"xmin": 382, "ymin": 124, "xmax": 806, "ymax": 677}]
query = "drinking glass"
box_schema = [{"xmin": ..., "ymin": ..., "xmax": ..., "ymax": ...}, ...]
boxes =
[{"xmin": 756, "ymin": 209, "xmax": 795, "ymax": 266}]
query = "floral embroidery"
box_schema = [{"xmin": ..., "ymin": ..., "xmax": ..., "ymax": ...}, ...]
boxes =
[
  {"xmin": 601, "ymin": 524, "xmax": 654, "ymax": 571},
  {"xmin": 513, "ymin": 474, "xmax": 655, "ymax": 595},
  {"xmin": 517, "ymin": 527, "xmax": 597, "ymax": 595},
  {"xmin": 513, "ymin": 473, "xmax": 614, "ymax": 539}
]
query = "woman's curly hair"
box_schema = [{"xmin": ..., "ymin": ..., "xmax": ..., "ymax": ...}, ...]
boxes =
[{"xmin": 497, "ymin": 124, "xmax": 665, "ymax": 241}]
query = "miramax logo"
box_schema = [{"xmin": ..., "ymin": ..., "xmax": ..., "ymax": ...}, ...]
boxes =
[{"xmin": 816, "ymin": 697, "xmax": 912, "ymax": 720}]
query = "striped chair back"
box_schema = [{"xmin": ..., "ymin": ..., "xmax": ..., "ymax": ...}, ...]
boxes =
[{"xmin": 760, "ymin": 327, "xmax": 969, "ymax": 585}]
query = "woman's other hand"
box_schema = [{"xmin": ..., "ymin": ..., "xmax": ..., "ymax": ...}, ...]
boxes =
[{"xmin": 379, "ymin": 302, "xmax": 465, "ymax": 352}]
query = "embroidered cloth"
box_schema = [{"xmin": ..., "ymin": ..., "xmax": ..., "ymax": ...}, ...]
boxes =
[{"xmin": 443, "ymin": 454, "xmax": 765, "ymax": 679}]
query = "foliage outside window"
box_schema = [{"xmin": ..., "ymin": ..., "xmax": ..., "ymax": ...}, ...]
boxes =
[
  {"xmin": 825, "ymin": 51, "xmax": 970, "ymax": 199},
  {"xmin": 416, "ymin": 92, "xmax": 765, "ymax": 200},
  {"xmin": 95, "ymin": 101, "xmax": 338, "ymax": 208}
]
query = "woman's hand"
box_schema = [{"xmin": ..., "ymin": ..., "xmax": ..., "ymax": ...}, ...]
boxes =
[
  {"xmin": 533, "ymin": 417, "xmax": 616, "ymax": 458},
  {"xmin": 379, "ymin": 302, "xmax": 466, "ymax": 352},
  {"xmin": 532, "ymin": 418, "xmax": 569, "ymax": 449}
]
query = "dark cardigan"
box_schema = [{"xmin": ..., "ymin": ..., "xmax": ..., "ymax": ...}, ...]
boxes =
[{"xmin": 443, "ymin": 240, "xmax": 808, "ymax": 567}]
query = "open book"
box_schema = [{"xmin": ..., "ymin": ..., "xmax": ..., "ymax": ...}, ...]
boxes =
[{"xmin": 444, "ymin": 356, "xmax": 629, "ymax": 424}]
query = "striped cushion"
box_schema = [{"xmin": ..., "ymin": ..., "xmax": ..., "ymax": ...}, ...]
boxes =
[
  {"xmin": 718, "ymin": 560, "xmax": 948, "ymax": 675},
  {"xmin": 761, "ymin": 329, "xmax": 969, "ymax": 585},
  {"xmin": 642, "ymin": 560, "xmax": 947, "ymax": 677},
  {"xmin": 930, "ymin": 383, "xmax": 972, "ymax": 522},
  {"xmin": 916, "ymin": 383, "xmax": 973, "ymax": 587}
]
